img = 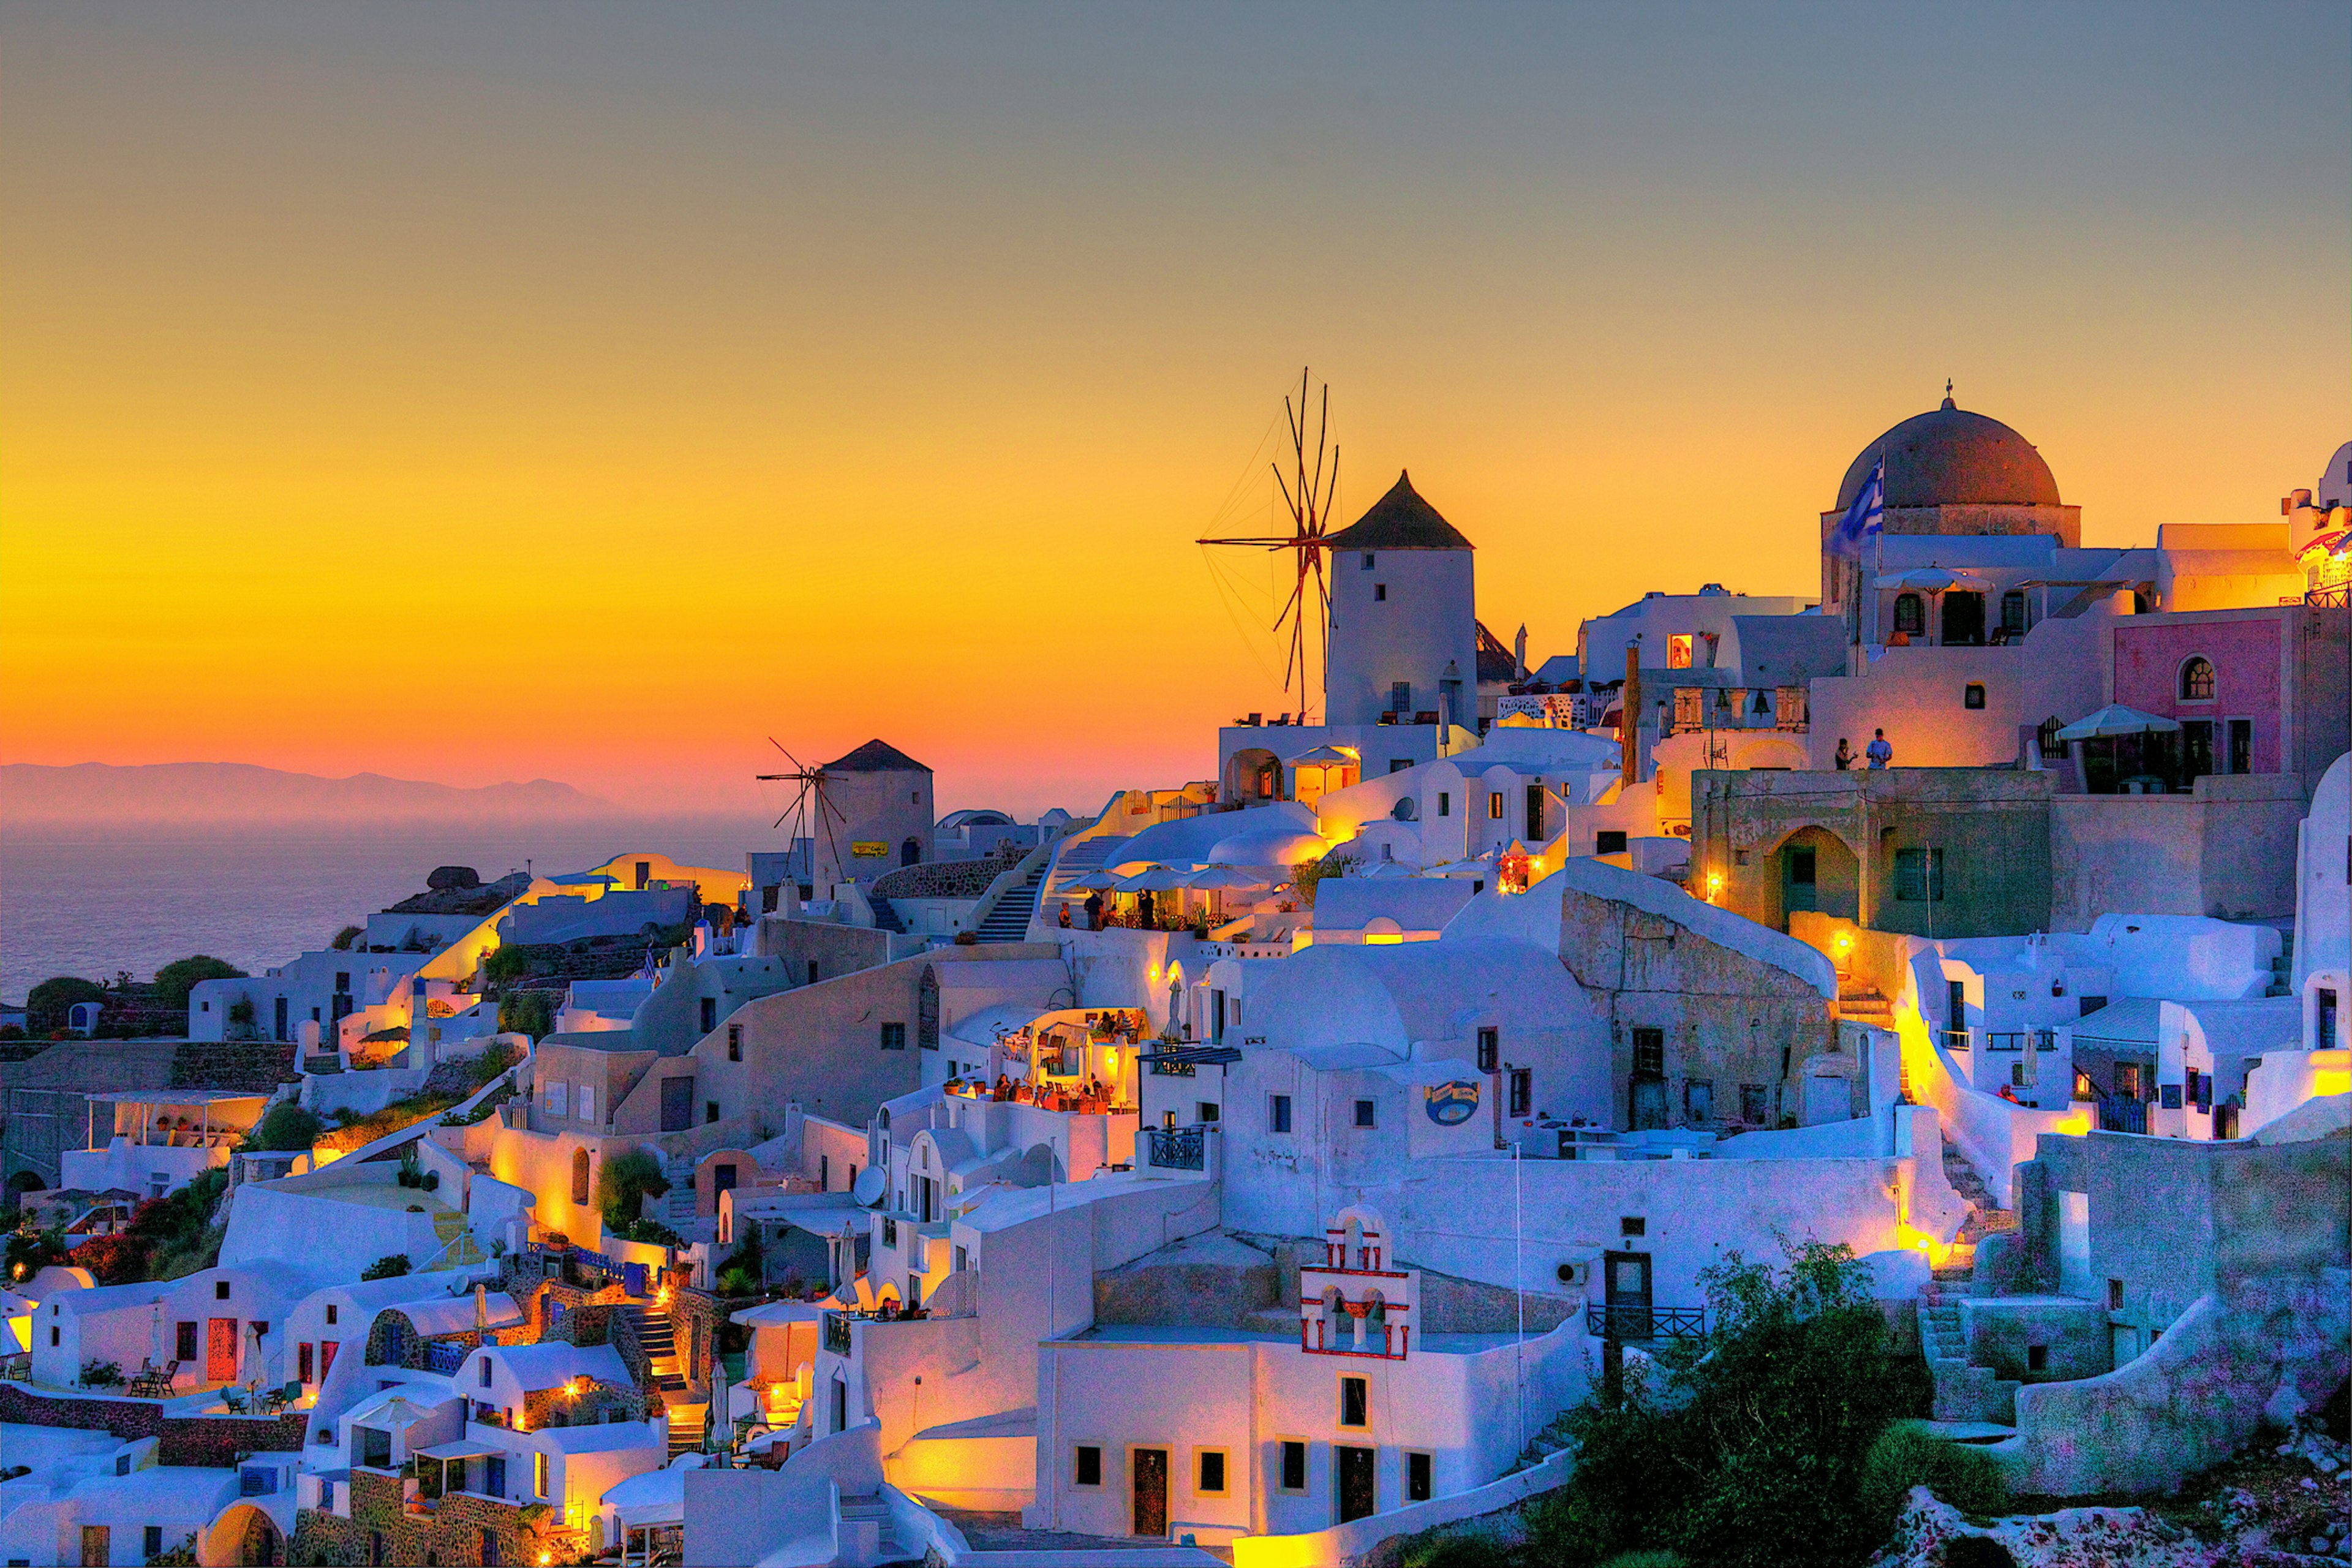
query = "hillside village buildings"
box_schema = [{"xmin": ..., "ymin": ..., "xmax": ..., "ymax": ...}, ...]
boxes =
[{"xmin": 2, "ymin": 402, "xmax": 2346, "ymax": 1568}]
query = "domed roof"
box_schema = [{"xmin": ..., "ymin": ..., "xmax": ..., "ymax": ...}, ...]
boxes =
[{"xmin": 1835, "ymin": 393, "xmax": 2061, "ymax": 511}]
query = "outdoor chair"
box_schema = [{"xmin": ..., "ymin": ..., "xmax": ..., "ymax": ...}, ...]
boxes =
[
  {"xmin": 221, "ymin": 1386, "xmax": 249, "ymax": 1414},
  {"xmin": 1, "ymin": 1352, "xmax": 29, "ymax": 1381}
]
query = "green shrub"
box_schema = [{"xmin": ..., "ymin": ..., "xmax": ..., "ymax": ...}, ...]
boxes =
[
  {"xmin": 80, "ymin": 1359, "xmax": 124, "ymax": 1387},
  {"xmin": 1857, "ymin": 1423, "xmax": 2007, "ymax": 1532},
  {"xmin": 151, "ymin": 956, "xmax": 247, "ymax": 1007},
  {"xmin": 360, "ymin": 1254, "xmax": 412, "ymax": 1280},
  {"xmin": 499, "ymin": 990, "xmax": 556, "ymax": 1040},
  {"xmin": 598, "ymin": 1148, "xmax": 670, "ymax": 1231},
  {"xmin": 26, "ymin": 976, "xmax": 105, "ymax": 1035},
  {"xmin": 1408, "ymin": 1534, "xmax": 1519, "ymax": 1568},
  {"xmin": 331, "ymin": 925, "xmax": 363, "ymax": 951},
  {"xmin": 249, "ymin": 1103, "xmax": 324, "ymax": 1152},
  {"xmin": 1518, "ymin": 1239, "xmax": 1932, "ymax": 1568},
  {"xmin": 1599, "ymin": 1554, "xmax": 1689, "ymax": 1568}
]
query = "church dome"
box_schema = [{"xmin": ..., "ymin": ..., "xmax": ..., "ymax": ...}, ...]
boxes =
[{"xmin": 1834, "ymin": 394, "xmax": 2061, "ymax": 511}]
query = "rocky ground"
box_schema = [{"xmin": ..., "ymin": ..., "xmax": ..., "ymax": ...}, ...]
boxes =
[{"xmin": 1871, "ymin": 1425, "xmax": 2351, "ymax": 1567}]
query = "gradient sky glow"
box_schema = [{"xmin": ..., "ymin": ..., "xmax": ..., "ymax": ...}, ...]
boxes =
[{"xmin": 4, "ymin": 2, "xmax": 2347, "ymax": 819}]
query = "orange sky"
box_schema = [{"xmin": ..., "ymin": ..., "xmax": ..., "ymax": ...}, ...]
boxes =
[{"xmin": 4, "ymin": 4, "xmax": 2346, "ymax": 819}]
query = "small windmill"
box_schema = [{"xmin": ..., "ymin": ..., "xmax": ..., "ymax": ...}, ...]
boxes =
[
  {"xmin": 1198, "ymin": 368, "xmax": 1341, "ymax": 719},
  {"xmin": 756, "ymin": 739, "xmax": 849, "ymax": 892}
]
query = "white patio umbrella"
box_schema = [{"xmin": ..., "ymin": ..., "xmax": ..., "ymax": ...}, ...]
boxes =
[
  {"xmin": 1183, "ymin": 866, "xmax": 1270, "ymax": 891},
  {"xmin": 1063, "ymin": 870, "xmax": 1123, "ymax": 891},
  {"xmin": 2055, "ymin": 704, "xmax": 2181, "ymax": 741},
  {"xmin": 1874, "ymin": 567, "xmax": 1992, "ymax": 593},
  {"xmin": 1120, "ymin": 866, "xmax": 1193, "ymax": 893}
]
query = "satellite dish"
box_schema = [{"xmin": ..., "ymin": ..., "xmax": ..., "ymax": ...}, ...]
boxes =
[{"xmin": 852, "ymin": 1167, "xmax": 886, "ymax": 1208}]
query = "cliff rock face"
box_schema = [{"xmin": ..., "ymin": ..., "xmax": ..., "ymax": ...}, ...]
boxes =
[{"xmin": 1869, "ymin": 1482, "xmax": 2350, "ymax": 1568}]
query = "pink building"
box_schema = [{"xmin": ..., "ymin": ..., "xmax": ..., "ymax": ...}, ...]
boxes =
[{"xmin": 2110, "ymin": 605, "xmax": 2346, "ymax": 783}]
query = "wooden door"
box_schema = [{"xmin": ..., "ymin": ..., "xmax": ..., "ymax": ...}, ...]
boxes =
[
  {"xmin": 660, "ymin": 1076, "xmax": 694, "ymax": 1133},
  {"xmin": 1604, "ymin": 1251, "xmax": 1653, "ymax": 1338},
  {"xmin": 81, "ymin": 1525, "xmax": 110, "ymax": 1566},
  {"xmin": 1130, "ymin": 1447, "xmax": 1168, "ymax": 1537},
  {"xmin": 207, "ymin": 1316, "xmax": 240, "ymax": 1382},
  {"xmin": 1336, "ymin": 1446, "xmax": 1376, "ymax": 1523}
]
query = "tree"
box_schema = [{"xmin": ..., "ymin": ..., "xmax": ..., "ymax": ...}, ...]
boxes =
[
  {"xmin": 597, "ymin": 1148, "xmax": 670, "ymax": 1231},
  {"xmin": 248, "ymin": 1102, "xmax": 324, "ymax": 1152},
  {"xmin": 152, "ymin": 956, "xmax": 247, "ymax": 1008},
  {"xmin": 499, "ymin": 990, "xmax": 556, "ymax": 1040},
  {"xmin": 1507, "ymin": 1240, "xmax": 1932, "ymax": 1568},
  {"xmin": 331, "ymin": 925, "xmax": 364, "ymax": 951},
  {"xmin": 26, "ymin": 976, "xmax": 105, "ymax": 1035}
]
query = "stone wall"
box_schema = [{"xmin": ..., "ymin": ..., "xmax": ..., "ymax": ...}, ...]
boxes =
[
  {"xmin": 171, "ymin": 1039, "xmax": 299, "ymax": 1092},
  {"xmin": 1958, "ymin": 1297, "xmax": 2110, "ymax": 1385},
  {"xmin": 0, "ymin": 1385, "xmax": 307, "ymax": 1464},
  {"xmin": 1996, "ymin": 1270, "xmax": 2352, "ymax": 1496},
  {"xmin": 290, "ymin": 1468, "xmax": 549, "ymax": 1567}
]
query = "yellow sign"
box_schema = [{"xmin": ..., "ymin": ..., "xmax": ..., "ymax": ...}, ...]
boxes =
[{"xmin": 851, "ymin": 841, "xmax": 890, "ymax": 858}]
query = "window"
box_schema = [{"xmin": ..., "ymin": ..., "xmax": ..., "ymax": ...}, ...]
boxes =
[
  {"xmin": 1477, "ymin": 1027, "xmax": 1499, "ymax": 1074},
  {"xmin": 358, "ymin": 1427, "xmax": 392, "ymax": 1469},
  {"xmin": 1667, "ymin": 634, "xmax": 1693, "ymax": 669},
  {"xmin": 2107, "ymin": 1278, "xmax": 2124, "ymax": 1311},
  {"xmin": 1673, "ymin": 687, "xmax": 1702, "ymax": 732},
  {"xmin": 1963, "ymin": 683, "xmax": 1986, "ymax": 710},
  {"xmin": 706, "ymin": 1101, "xmax": 720, "ymax": 1124},
  {"xmin": 807, "ymin": 960, "xmax": 820, "ymax": 986},
  {"xmin": 1596, "ymin": 830, "xmax": 1627, "ymax": 854},
  {"xmin": 545, "ymin": 1080, "xmax": 568, "ymax": 1118},
  {"xmin": 533, "ymin": 1451, "xmax": 549, "ymax": 1499},
  {"xmin": 1390, "ymin": 681, "xmax": 1412, "ymax": 715},
  {"xmin": 325, "ymin": 1305, "xmax": 338, "ymax": 1326},
  {"xmin": 1362, "ymin": 552, "xmax": 1376, "ymax": 570},
  {"xmin": 1893, "ymin": 848, "xmax": 1945, "ymax": 902},
  {"xmin": 146, "ymin": 1526, "xmax": 164, "ymax": 1559},
  {"xmin": 1893, "ymin": 594, "xmax": 1924, "ymax": 636},
  {"xmin": 1279, "ymin": 1440, "xmax": 1308, "ymax": 1493},
  {"xmin": 1197, "ymin": 1101, "xmax": 1219, "ymax": 1123},
  {"xmin": 728, "ymin": 1023, "xmax": 742, "ymax": 1061},
  {"xmin": 1074, "ymin": 1445, "xmax": 1102, "ymax": 1487},
  {"xmin": 1740, "ymin": 1084, "xmax": 1768, "ymax": 1124},
  {"xmin": 1195, "ymin": 1449, "xmax": 1229, "ymax": 1496},
  {"xmin": 1488, "ymin": 792, "xmax": 1504, "ymax": 820},
  {"xmin": 880, "ymin": 1022, "xmax": 907, "ymax": 1051},
  {"xmin": 478, "ymin": 1355, "xmax": 494, "ymax": 1388},
  {"xmin": 2027, "ymin": 1344, "xmax": 2049, "ymax": 1372},
  {"xmin": 2179, "ymin": 656, "xmax": 2215, "ymax": 701},
  {"xmin": 1374, "ymin": 584, "xmax": 1387, "ymax": 601},
  {"xmin": 216, "ymin": 1280, "xmax": 232, "ymax": 1300},
  {"xmin": 1406, "ymin": 1451, "xmax": 1433, "ymax": 1502},
  {"xmin": 481, "ymin": 1528, "xmax": 500, "ymax": 1566},
  {"xmin": 2000, "ymin": 590, "xmax": 2027, "ymax": 634},
  {"xmin": 1631, "ymin": 1028, "xmax": 1665, "ymax": 1077},
  {"xmin": 2114, "ymin": 1062, "xmax": 2143, "ymax": 1100},
  {"xmin": 1268, "ymin": 1094, "xmax": 1292, "ymax": 1134},
  {"xmin": 1339, "ymin": 1376, "xmax": 1369, "ymax": 1428},
  {"xmin": 1509, "ymin": 1068, "xmax": 1532, "ymax": 1117},
  {"xmin": 1353, "ymin": 1099, "xmax": 1376, "ymax": 1129},
  {"xmin": 1621, "ymin": 1216, "xmax": 1646, "ymax": 1237},
  {"xmin": 300, "ymin": 1343, "xmax": 314, "ymax": 1383},
  {"xmin": 1684, "ymin": 1080, "xmax": 1713, "ymax": 1122},
  {"xmin": 1437, "ymin": 792, "xmax": 1450, "ymax": 816},
  {"xmin": 701, "ymin": 997, "xmax": 718, "ymax": 1033},
  {"xmin": 578, "ymin": 1085, "xmax": 595, "ymax": 1125}
]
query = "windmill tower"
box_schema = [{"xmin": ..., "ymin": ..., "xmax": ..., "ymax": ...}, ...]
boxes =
[
  {"xmin": 1198, "ymin": 369, "xmax": 1343, "ymax": 723},
  {"xmin": 758, "ymin": 741, "xmax": 849, "ymax": 897},
  {"xmin": 758, "ymin": 739, "xmax": 935, "ymax": 897}
]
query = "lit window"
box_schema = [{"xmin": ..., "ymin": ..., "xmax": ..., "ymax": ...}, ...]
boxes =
[
  {"xmin": 1667, "ymin": 634, "xmax": 1693, "ymax": 669},
  {"xmin": 2179, "ymin": 657, "xmax": 2215, "ymax": 701},
  {"xmin": 1488, "ymin": 793, "xmax": 1504, "ymax": 820}
]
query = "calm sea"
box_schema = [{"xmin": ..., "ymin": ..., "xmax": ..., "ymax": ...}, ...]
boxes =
[{"xmin": 0, "ymin": 820, "xmax": 766, "ymax": 1004}]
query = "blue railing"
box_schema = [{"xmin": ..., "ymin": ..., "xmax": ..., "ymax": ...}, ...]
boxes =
[
  {"xmin": 1147, "ymin": 1125, "xmax": 1207, "ymax": 1171},
  {"xmin": 1587, "ymin": 1305, "xmax": 1706, "ymax": 1340},
  {"xmin": 421, "ymin": 1340, "xmax": 467, "ymax": 1375}
]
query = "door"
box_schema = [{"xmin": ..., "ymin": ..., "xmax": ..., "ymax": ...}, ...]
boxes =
[
  {"xmin": 1783, "ymin": 845, "xmax": 1817, "ymax": 914},
  {"xmin": 1335, "ymin": 1446, "xmax": 1376, "ymax": 1523},
  {"xmin": 2179, "ymin": 720, "xmax": 2213, "ymax": 784},
  {"xmin": 81, "ymin": 1526, "xmax": 110, "ymax": 1567},
  {"xmin": 1940, "ymin": 590, "xmax": 1985, "ymax": 646},
  {"xmin": 319, "ymin": 1340, "xmax": 338, "ymax": 1381},
  {"xmin": 1525, "ymin": 783, "xmax": 1546, "ymax": 843},
  {"xmin": 660, "ymin": 1076, "xmax": 695, "ymax": 1133},
  {"xmin": 1604, "ymin": 1250, "xmax": 1653, "ymax": 1338},
  {"xmin": 1629, "ymin": 1077, "xmax": 1667, "ymax": 1131},
  {"xmin": 2226, "ymin": 718, "xmax": 2252, "ymax": 775},
  {"xmin": 713, "ymin": 1164, "xmax": 738, "ymax": 1199},
  {"xmin": 486, "ymin": 1454, "xmax": 507, "ymax": 1499},
  {"xmin": 207, "ymin": 1316, "xmax": 241, "ymax": 1382},
  {"xmin": 1131, "ymin": 1447, "xmax": 1169, "ymax": 1537}
]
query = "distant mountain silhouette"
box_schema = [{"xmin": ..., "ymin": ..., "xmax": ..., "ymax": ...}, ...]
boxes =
[{"xmin": 1, "ymin": 762, "xmax": 616, "ymax": 825}]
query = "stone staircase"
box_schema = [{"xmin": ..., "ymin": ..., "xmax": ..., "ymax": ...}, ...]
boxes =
[
  {"xmin": 1920, "ymin": 1291, "xmax": 2020, "ymax": 1424},
  {"xmin": 1836, "ymin": 987, "xmax": 1895, "ymax": 1028},
  {"xmin": 837, "ymin": 1491, "xmax": 911, "ymax": 1564},
  {"xmin": 1939, "ymin": 1131, "xmax": 2018, "ymax": 1278},
  {"xmin": 974, "ymin": 858, "xmax": 1049, "ymax": 943},
  {"xmin": 1511, "ymin": 1411, "xmax": 1577, "ymax": 1473},
  {"xmin": 2266, "ymin": 933, "xmax": 2295, "ymax": 997}
]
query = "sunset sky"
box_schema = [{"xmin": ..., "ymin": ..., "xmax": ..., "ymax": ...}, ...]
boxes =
[{"xmin": 4, "ymin": 2, "xmax": 2346, "ymax": 820}]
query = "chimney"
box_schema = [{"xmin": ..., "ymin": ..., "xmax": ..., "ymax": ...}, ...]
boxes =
[
  {"xmin": 1621, "ymin": 643, "xmax": 1642, "ymax": 789},
  {"xmin": 1513, "ymin": 624, "xmax": 1529, "ymax": 682}
]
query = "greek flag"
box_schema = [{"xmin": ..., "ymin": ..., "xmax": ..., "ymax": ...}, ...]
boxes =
[{"xmin": 1830, "ymin": 456, "xmax": 1884, "ymax": 558}]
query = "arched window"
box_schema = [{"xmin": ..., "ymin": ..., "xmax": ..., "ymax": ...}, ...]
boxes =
[
  {"xmin": 1893, "ymin": 594, "xmax": 1924, "ymax": 636},
  {"xmin": 571, "ymin": 1148, "xmax": 591, "ymax": 1207},
  {"xmin": 2179, "ymin": 657, "xmax": 2215, "ymax": 701}
]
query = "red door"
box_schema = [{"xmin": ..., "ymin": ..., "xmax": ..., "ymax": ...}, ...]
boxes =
[{"xmin": 206, "ymin": 1317, "xmax": 240, "ymax": 1383}]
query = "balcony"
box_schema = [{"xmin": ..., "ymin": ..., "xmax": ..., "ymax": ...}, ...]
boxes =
[
  {"xmin": 1982, "ymin": 1031, "xmax": 2058, "ymax": 1054},
  {"xmin": 1145, "ymin": 1125, "xmax": 1207, "ymax": 1172},
  {"xmin": 1586, "ymin": 1304, "xmax": 1707, "ymax": 1340},
  {"xmin": 1941, "ymin": 1029, "xmax": 1971, "ymax": 1054}
]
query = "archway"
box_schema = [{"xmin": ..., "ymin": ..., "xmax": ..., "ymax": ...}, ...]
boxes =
[
  {"xmin": 1772, "ymin": 826, "xmax": 1859, "ymax": 931},
  {"xmin": 1224, "ymin": 747, "xmax": 1283, "ymax": 804}
]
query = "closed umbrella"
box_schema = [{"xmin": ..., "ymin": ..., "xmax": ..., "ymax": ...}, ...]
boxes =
[{"xmin": 2055, "ymin": 704, "xmax": 2180, "ymax": 741}]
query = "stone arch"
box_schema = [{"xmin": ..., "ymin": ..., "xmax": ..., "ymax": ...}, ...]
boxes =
[
  {"xmin": 1330, "ymin": 1202, "xmax": 1390, "ymax": 1270},
  {"xmin": 203, "ymin": 1502, "xmax": 284, "ymax": 1567},
  {"xmin": 1764, "ymin": 824, "xmax": 1860, "ymax": 932}
]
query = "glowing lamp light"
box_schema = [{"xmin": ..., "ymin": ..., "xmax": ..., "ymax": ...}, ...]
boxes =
[
  {"xmin": 1104, "ymin": 1049, "xmax": 1119, "ymax": 1074},
  {"xmin": 1703, "ymin": 870, "xmax": 1725, "ymax": 900}
]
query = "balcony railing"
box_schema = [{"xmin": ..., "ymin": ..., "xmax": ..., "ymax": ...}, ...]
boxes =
[
  {"xmin": 1983, "ymin": 1031, "xmax": 2059, "ymax": 1053},
  {"xmin": 823, "ymin": 1313, "xmax": 852, "ymax": 1355},
  {"xmin": 1587, "ymin": 1304, "xmax": 1706, "ymax": 1340},
  {"xmin": 419, "ymin": 1340, "xmax": 467, "ymax": 1375},
  {"xmin": 1146, "ymin": 1125, "xmax": 1207, "ymax": 1172},
  {"xmin": 1941, "ymin": 1029, "xmax": 1970, "ymax": 1053}
]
